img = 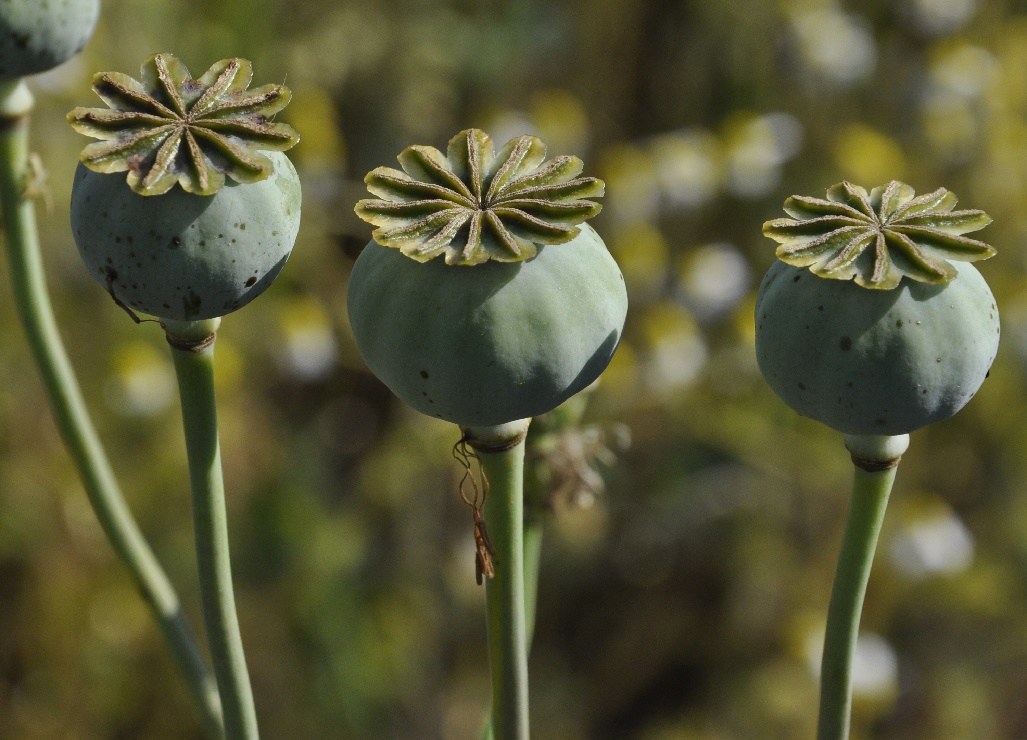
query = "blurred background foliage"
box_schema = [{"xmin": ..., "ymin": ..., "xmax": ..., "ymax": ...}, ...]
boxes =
[{"xmin": 1, "ymin": 0, "xmax": 1027, "ymax": 737}]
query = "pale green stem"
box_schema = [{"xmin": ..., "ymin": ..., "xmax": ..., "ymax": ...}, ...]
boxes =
[
  {"xmin": 817, "ymin": 434, "xmax": 909, "ymax": 740},
  {"xmin": 167, "ymin": 319, "xmax": 257, "ymax": 740},
  {"xmin": 465, "ymin": 420, "xmax": 530, "ymax": 740},
  {"xmin": 0, "ymin": 80, "xmax": 223, "ymax": 736},
  {"xmin": 522, "ymin": 514, "xmax": 543, "ymax": 649},
  {"xmin": 482, "ymin": 477, "xmax": 543, "ymax": 740}
]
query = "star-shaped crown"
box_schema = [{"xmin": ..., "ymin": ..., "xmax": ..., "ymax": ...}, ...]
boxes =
[
  {"xmin": 355, "ymin": 129, "xmax": 604, "ymax": 265},
  {"xmin": 68, "ymin": 53, "xmax": 299, "ymax": 196},
  {"xmin": 763, "ymin": 181, "xmax": 995, "ymax": 289}
]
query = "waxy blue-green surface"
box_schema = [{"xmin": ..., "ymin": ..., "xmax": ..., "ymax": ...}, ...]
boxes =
[
  {"xmin": 347, "ymin": 223, "xmax": 627, "ymax": 427},
  {"xmin": 755, "ymin": 260, "xmax": 999, "ymax": 435},
  {"xmin": 0, "ymin": 0, "xmax": 99, "ymax": 80},
  {"xmin": 71, "ymin": 150, "xmax": 301, "ymax": 321}
]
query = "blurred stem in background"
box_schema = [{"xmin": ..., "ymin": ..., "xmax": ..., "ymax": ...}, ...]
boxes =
[
  {"xmin": 818, "ymin": 434, "xmax": 908, "ymax": 740},
  {"xmin": 0, "ymin": 79, "xmax": 223, "ymax": 738},
  {"xmin": 166, "ymin": 318, "xmax": 258, "ymax": 740}
]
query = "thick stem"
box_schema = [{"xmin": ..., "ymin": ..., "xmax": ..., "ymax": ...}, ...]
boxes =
[
  {"xmin": 817, "ymin": 434, "xmax": 908, "ymax": 740},
  {"xmin": 465, "ymin": 419, "xmax": 530, "ymax": 740},
  {"xmin": 167, "ymin": 319, "xmax": 258, "ymax": 740},
  {"xmin": 0, "ymin": 82, "xmax": 222, "ymax": 736}
]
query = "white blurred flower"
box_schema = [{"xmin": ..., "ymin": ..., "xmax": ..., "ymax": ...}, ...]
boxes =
[
  {"xmin": 724, "ymin": 113, "xmax": 804, "ymax": 199},
  {"xmin": 651, "ymin": 129, "xmax": 723, "ymax": 210},
  {"xmin": 104, "ymin": 341, "xmax": 176, "ymax": 417},
  {"xmin": 890, "ymin": 509, "xmax": 975, "ymax": 579},
  {"xmin": 641, "ymin": 303, "xmax": 707, "ymax": 395},
  {"xmin": 791, "ymin": 8, "xmax": 877, "ymax": 87},
  {"xmin": 928, "ymin": 45, "xmax": 997, "ymax": 99},
  {"xmin": 904, "ymin": 0, "xmax": 977, "ymax": 36},
  {"xmin": 678, "ymin": 242, "xmax": 751, "ymax": 321},
  {"xmin": 277, "ymin": 297, "xmax": 339, "ymax": 382}
]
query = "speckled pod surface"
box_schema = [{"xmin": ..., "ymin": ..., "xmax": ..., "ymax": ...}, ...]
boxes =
[
  {"xmin": 755, "ymin": 260, "xmax": 1000, "ymax": 435},
  {"xmin": 71, "ymin": 150, "xmax": 301, "ymax": 321},
  {"xmin": 0, "ymin": 0, "xmax": 99, "ymax": 80}
]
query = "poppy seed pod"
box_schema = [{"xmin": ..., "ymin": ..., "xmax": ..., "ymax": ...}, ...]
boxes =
[
  {"xmin": 348, "ymin": 129, "xmax": 628, "ymax": 427},
  {"xmin": 0, "ymin": 0, "xmax": 99, "ymax": 80},
  {"xmin": 71, "ymin": 151, "xmax": 301, "ymax": 321},
  {"xmin": 756, "ymin": 180, "xmax": 998, "ymax": 435},
  {"xmin": 67, "ymin": 53, "xmax": 301, "ymax": 321}
]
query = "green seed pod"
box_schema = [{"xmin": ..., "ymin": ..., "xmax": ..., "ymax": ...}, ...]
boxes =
[
  {"xmin": 348, "ymin": 129, "xmax": 627, "ymax": 427},
  {"xmin": 349, "ymin": 224, "xmax": 627, "ymax": 426},
  {"xmin": 0, "ymin": 0, "xmax": 99, "ymax": 80},
  {"xmin": 756, "ymin": 181, "xmax": 999, "ymax": 435},
  {"xmin": 67, "ymin": 53, "xmax": 301, "ymax": 321},
  {"xmin": 755, "ymin": 260, "xmax": 998, "ymax": 435},
  {"xmin": 71, "ymin": 150, "xmax": 301, "ymax": 321}
]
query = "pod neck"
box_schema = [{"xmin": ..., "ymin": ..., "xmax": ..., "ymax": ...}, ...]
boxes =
[
  {"xmin": 844, "ymin": 434, "xmax": 910, "ymax": 472},
  {"xmin": 460, "ymin": 418, "xmax": 531, "ymax": 453}
]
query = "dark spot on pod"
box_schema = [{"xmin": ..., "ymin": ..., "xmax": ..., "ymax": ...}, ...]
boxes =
[
  {"xmin": 793, "ymin": 274, "xmax": 801, "ymax": 282},
  {"xmin": 170, "ymin": 237, "xmax": 181, "ymax": 249},
  {"xmin": 840, "ymin": 336, "xmax": 852, "ymax": 351},
  {"xmin": 244, "ymin": 276, "xmax": 257, "ymax": 287},
  {"xmin": 986, "ymin": 370, "xmax": 990, "ymax": 378},
  {"xmin": 876, "ymin": 419, "xmax": 886, "ymax": 425},
  {"xmin": 182, "ymin": 290, "xmax": 202, "ymax": 318},
  {"xmin": 798, "ymin": 382, "xmax": 806, "ymax": 390},
  {"xmin": 896, "ymin": 320, "xmax": 904, "ymax": 327},
  {"xmin": 818, "ymin": 305, "xmax": 824, "ymax": 311},
  {"xmin": 420, "ymin": 370, "xmax": 429, "ymax": 379}
]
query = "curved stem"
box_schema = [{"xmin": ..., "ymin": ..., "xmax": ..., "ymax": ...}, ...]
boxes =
[
  {"xmin": 0, "ymin": 81, "xmax": 223, "ymax": 736},
  {"xmin": 466, "ymin": 421, "xmax": 530, "ymax": 740},
  {"xmin": 167, "ymin": 319, "xmax": 258, "ymax": 740},
  {"xmin": 817, "ymin": 434, "xmax": 908, "ymax": 740}
]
